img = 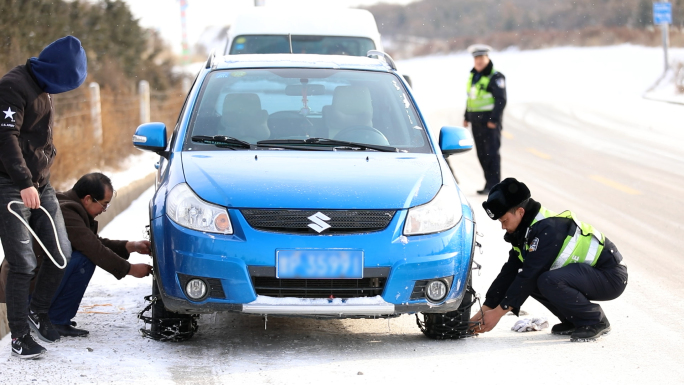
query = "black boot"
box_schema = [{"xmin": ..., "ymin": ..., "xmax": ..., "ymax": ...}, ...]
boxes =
[
  {"xmin": 54, "ymin": 324, "xmax": 89, "ymax": 337},
  {"xmin": 551, "ymin": 321, "xmax": 575, "ymax": 336},
  {"xmin": 570, "ymin": 317, "xmax": 611, "ymax": 342}
]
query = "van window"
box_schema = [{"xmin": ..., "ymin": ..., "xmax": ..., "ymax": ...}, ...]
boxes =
[
  {"xmin": 230, "ymin": 35, "xmax": 376, "ymax": 56},
  {"xmin": 186, "ymin": 68, "xmax": 431, "ymax": 153}
]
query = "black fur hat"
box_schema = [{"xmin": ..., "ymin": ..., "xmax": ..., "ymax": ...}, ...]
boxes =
[{"xmin": 482, "ymin": 178, "xmax": 531, "ymax": 220}]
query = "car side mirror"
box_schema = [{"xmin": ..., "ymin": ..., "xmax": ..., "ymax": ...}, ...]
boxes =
[
  {"xmin": 439, "ymin": 126, "xmax": 473, "ymax": 156},
  {"xmin": 133, "ymin": 122, "xmax": 168, "ymax": 158}
]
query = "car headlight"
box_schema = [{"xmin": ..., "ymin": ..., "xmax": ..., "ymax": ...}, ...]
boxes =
[
  {"xmin": 166, "ymin": 183, "xmax": 233, "ymax": 234},
  {"xmin": 403, "ymin": 185, "xmax": 462, "ymax": 236}
]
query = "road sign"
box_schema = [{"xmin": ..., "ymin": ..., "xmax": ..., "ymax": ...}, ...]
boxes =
[{"xmin": 654, "ymin": 2, "xmax": 672, "ymax": 25}]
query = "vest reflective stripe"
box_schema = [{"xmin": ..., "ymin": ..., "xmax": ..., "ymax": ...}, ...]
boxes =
[
  {"xmin": 515, "ymin": 208, "xmax": 605, "ymax": 270},
  {"xmin": 466, "ymin": 71, "xmax": 497, "ymax": 112}
]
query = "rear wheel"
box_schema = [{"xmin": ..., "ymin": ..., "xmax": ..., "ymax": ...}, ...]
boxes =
[
  {"xmin": 138, "ymin": 276, "xmax": 199, "ymax": 342},
  {"xmin": 416, "ymin": 275, "xmax": 477, "ymax": 339}
]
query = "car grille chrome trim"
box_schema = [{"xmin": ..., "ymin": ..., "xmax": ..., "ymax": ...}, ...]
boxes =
[
  {"xmin": 251, "ymin": 277, "xmax": 386, "ymax": 298},
  {"xmin": 241, "ymin": 209, "xmax": 395, "ymax": 234}
]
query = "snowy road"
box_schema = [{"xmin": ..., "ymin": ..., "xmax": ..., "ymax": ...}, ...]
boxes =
[{"xmin": 2, "ymin": 46, "xmax": 684, "ymax": 384}]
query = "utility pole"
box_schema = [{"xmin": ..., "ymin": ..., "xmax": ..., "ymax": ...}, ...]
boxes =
[{"xmin": 180, "ymin": 0, "xmax": 189, "ymax": 65}]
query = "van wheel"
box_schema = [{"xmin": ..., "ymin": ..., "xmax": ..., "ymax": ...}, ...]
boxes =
[
  {"xmin": 416, "ymin": 277, "xmax": 476, "ymax": 340},
  {"xmin": 138, "ymin": 277, "xmax": 199, "ymax": 342}
]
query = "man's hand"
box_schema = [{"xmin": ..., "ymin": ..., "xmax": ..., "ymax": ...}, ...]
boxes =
[
  {"xmin": 128, "ymin": 263, "xmax": 152, "ymax": 278},
  {"xmin": 20, "ymin": 186, "xmax": 40, "ymax": 209},
  {"xmin": 469, "ymin": 305, "xmax": 492, "ymax": 334},
  {"xmin": 486, "ymin": 121, "xmax": 497, "ymax": 129},
  {"xmin": 471, "ymin": 305, "xmax": 510, "ymax": 334},
  {"xmin": 126, "ymin": 240, "xmax": 151, "ymax": 255},
  {"xmin": 463, "ymin": 120, "xmax": 469, "ymax": 127}
]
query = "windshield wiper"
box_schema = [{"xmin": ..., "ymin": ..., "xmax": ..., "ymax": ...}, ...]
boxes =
[
  {"xmin": 191, "ymin": 135, "xmax": 251, "ymax": 149},
  {"xmin": 257, "ymin": 138, "xmax": 403, "ymax": 153}
]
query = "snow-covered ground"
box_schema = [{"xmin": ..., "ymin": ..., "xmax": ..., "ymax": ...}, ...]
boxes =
[{"xmin": 1, "ymin": 45, "xmax": 684, "ymax": 384}]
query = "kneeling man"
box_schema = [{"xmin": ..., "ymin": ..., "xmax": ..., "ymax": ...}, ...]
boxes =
[
  {"xmin": 471, "ymin": 178, "xmax": 628, "ymax": 341},
  {"xmin": 48, "ymin": 173, "xmax": 152, "ymax": 336}
]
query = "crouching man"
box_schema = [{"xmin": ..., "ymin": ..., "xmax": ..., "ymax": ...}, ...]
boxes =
[
  {"xmin": 470, "ymin": 178, "xmax": 628, "ymax": 341},
  {"xmin": 47, "ymin": 172, "xmax": 152, "ymax": 336}
]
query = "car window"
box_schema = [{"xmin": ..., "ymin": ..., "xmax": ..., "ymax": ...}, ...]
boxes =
[
  {"xmin": 185, "ymin": 68, "xmax": 431, "ymax": 153},
  {"xmin": 230, "ymin": 35, "xmax": 376, "ymax": 56}
]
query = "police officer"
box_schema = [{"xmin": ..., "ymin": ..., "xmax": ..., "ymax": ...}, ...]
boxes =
[
  {"xmin": 470, "ymin": 178, "xmax": 628, "ymax": 341},
  {"xmin": 463, "ymin": 44, "xmax": 507, "ymax": 195}
]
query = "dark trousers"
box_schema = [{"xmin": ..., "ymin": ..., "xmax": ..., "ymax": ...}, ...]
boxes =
[
  {"xmin": 471, "ymin": 120, "xmax": 501, "ymax": 190},
  {"xmin": 532, "ymin": 241, "xmax": 628, "ymax": 326},
  {"xmin": 0, "ymin": 176, "xmax": 71, "ymax": 338},
  {"xmin": 49, "ymin": 251, "xmax": 95, "ymax": 326}
]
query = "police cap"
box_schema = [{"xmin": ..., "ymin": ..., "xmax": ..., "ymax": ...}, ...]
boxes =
[
  {"xmin": 482, "ymin": 178, "xmax": 531, "ymax": 220},
  {"xmin": 467, "ymin": 44, "xmax": 492, "ymax": 57}
]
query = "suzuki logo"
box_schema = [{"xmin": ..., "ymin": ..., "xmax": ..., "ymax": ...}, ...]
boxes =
[{"xmin": 307, "ymin": 212, "xmax": 331, "ymax": 233}]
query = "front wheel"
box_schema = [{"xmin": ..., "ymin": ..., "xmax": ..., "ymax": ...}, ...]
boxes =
[
  {"xmin": 416, "ymin": 276, "xmax": 477, "ymax": 339},
  {"xmin": 138, "ymin": 277, "xmax": 199, "ymax": 342}
]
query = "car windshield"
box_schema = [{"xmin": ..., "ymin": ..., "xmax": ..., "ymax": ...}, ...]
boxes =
[
  {"xmin": 229, "ymin": 35, "xmax": 376, "ymax": 56},
  {"xmin": 185, "ymin": 68, "xmax": 431, "ymax": 153}
]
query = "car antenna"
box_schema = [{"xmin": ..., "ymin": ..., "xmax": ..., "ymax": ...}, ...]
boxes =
[{"xmin": 288, "ymin": 33, "xmax": 293, "ymax": 53}]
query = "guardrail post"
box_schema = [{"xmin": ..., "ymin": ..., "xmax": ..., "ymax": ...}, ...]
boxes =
[
  {"xmin": 139, "ymin": 80, "xmax": 151, "ymax": 124},
  {"xmin": 89, "ymin": 82, "xmax": 104, "ymax": 168}
]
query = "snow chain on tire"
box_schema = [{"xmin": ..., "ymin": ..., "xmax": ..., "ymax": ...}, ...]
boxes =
[
  {"xmin": 138, "ymin": 294, "xmax": 199, "ymax": 342},
  {"xmin": 415, "ymin": 285, "xmax": 482, "ymax": 340}
]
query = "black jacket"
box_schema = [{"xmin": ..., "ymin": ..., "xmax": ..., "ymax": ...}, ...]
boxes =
[
  {"xmin": 464, "ymin": 60, "xmax": 507, "ymax": 125},
  {"xmin": 55, "ymin": 190, "xmax": 132, "ymax": 279},
  {"xmin": 0, "ymin": 63, "xmax": 55, "ymax": 189},
  {"xmin": 483, "ymin": 200, "xmax": 618, "ymax": 315}
]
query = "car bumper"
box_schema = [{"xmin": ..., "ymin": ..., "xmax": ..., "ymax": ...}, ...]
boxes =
[{"xmin": 151, "ymin": 207, "xmax": 475, "ymax": 316}]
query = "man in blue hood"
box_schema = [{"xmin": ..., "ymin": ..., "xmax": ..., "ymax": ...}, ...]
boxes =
[{"xmin": 0, "ymin": 35, "xmax": 87, "ymax": 359}]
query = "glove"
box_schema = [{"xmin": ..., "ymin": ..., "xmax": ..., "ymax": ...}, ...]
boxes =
[
  {"xmin": 512, "ymin": 318, "xmax": 532, "ymax": 332},
  {"xmin": 530, "ymin": 317, "xmax": 549, "ymax": 331},
  {"xmin": 511, "ymin": 317, "xmax": 549, "ymax": 332}
]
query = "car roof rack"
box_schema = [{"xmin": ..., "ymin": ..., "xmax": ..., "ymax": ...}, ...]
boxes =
[
  {"xmin": 367, "ymin": 50, "xmax": 397, "ymax": 71},
  {"xmin": 205, "ymin": 50, "xmax": 216, "ymax": 69}
]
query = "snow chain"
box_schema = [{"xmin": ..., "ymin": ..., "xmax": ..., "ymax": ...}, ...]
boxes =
[
  {"xmin": 415, "ymin": 285, "xmax": 483, "ymax": 340},
  {"xmin": 138, "ymin": 294, "xmax": 199, "ymax": 342}
]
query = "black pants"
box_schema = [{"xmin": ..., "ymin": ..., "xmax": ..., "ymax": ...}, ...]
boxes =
[
  {"xmin": 471, "ymin": 120, "xmax": 501, "ymax": 190},
  {"xmin": 532, "ymin": 240, "xmax": 628, "ymax": 326},
  {"xmin": 0, "ymin": 175, "xmax": 70, "ymax": 338}
]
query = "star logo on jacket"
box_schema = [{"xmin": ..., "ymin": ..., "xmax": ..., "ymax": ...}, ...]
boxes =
[
  {"xmin": 528, "ymin": 237, "xmax": 539, "ymax": 252},
  {"xmin": 496, "ymin": 78, "xmax": 505, "ymax": 89},
  {"xmin": 3, "ymin": 107, "xmax": 16, "ymax": 122}
]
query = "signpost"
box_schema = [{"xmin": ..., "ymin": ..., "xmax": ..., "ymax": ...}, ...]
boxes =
[{"xmin": 654, "ymin": 2, "xmax": 672, "ymax": 71}]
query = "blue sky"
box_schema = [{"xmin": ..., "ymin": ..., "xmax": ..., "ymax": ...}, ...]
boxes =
[{"xmin": 122, "ymin": 0, "xmax": 416, "ymax": 54}]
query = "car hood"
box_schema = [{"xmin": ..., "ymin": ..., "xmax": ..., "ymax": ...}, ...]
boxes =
[{"xmin": 181, "ymin": 151, "xmax": 443, "ymax": 209}]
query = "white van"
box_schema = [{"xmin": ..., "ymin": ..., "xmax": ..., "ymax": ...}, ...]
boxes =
[{"xmin": 224, "ymin": 7, "xmax": 383, "ymax": 56}]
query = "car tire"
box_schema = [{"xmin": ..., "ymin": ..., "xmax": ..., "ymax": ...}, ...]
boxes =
[{"xmin": 416, "ymin": 275, "xmax": 476, "ymax": 340}]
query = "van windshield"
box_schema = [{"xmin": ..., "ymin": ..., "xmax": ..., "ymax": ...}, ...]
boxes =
[
  {"xmin": 186, "ymin": 68, "xmax": 431, "ymax": 153},
  {"xmin": 230, "ymin": 35, "xmax": 376, "ymax": 56}
]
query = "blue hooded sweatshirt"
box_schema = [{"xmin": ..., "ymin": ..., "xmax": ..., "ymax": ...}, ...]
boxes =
[{"xmin": 29, "ymin": 36, "xmax": 87, "ymax": 94}]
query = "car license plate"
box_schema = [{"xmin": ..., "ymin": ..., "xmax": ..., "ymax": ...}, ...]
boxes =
[{"xmin": 276, "ymin": 249, "xmax": 363, "ymax": 279}]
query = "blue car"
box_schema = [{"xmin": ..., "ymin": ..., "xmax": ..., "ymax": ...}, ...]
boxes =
[{"xmin": 134, "ymin": 51, "xmax": 477, "ymax": 341}]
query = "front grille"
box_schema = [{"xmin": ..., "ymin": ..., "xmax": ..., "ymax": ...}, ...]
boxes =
[
  {"xmin": 249, "ymin": 266, "xmax": 390, "ymax": 298},
  {"xmin": 241, "ymin": 209, "xmax": 395, "ymax": 234},
  {"xmin": 252, "ymin": 277, "xmax": 386, "ymax": 298}
]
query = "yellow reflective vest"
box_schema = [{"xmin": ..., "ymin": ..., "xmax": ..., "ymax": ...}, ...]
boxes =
[
  {"xmin": 466, "ymin": 70, "xmax": 497, "ymax": 112},
  {"xmin": 513, "ymin": 207, "xmax": 605, "ymax": 270}
]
